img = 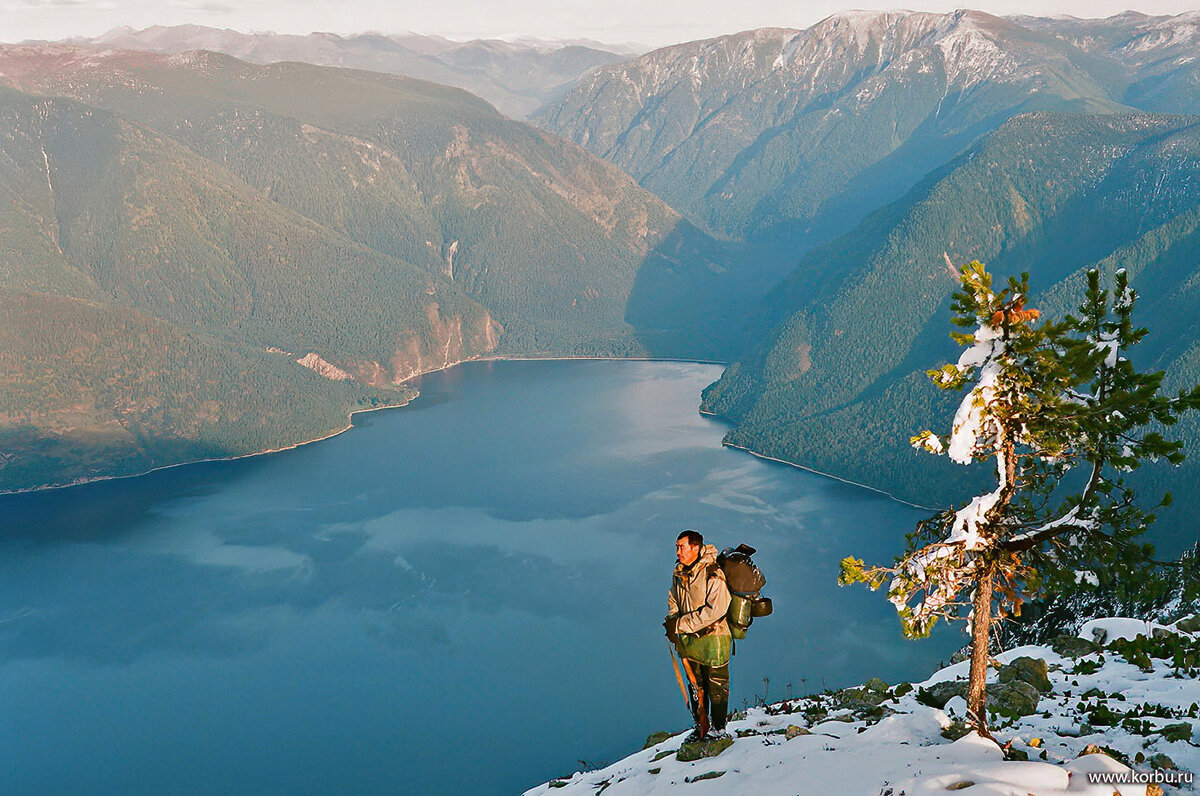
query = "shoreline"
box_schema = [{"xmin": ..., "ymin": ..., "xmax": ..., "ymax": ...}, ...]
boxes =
[
  {"xmin": 1, "ymin": 355, "xmax": 727, "ymax": 497},
  {"xmin": 721, "ymin": 442, "xmax": 941, "ymax": 512},
  {"xmin": 6, "ymin": 355, "xmax": 934, "ymax": 513},
  {"xmin": 0, "ymin": 398, "xmax": 417, "ymax": 497}
]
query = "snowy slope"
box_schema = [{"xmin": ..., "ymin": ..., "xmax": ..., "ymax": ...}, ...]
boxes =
[{"xmin": 528, "ymin": 618, "xmax": 1199, "ymax": 795}]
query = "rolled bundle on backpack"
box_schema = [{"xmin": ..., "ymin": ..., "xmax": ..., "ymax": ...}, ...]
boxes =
[{"xmin": 718, "ymin": 544, "xmax": 770, "ymax": 640}]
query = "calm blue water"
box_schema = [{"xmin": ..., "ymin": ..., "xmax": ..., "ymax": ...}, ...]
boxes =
[{"xmin": 0, "ymin": 360, "xmax": 958, "ymax": 794}]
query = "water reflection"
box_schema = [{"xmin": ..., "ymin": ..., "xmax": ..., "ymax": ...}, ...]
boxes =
[{"xmin": 0, "ymin": 361, "xmax": 959, "ymax": 795}]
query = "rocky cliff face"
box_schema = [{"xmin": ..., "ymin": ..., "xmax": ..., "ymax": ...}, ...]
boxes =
[{"xmin": 538, "ymin": 11, "xmax": 1187, "ymax": 245}]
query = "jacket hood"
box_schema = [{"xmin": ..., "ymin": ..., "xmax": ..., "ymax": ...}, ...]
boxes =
[{"xmin": 676, "ymin": 543, "xmax": 719, "ymax": 576}]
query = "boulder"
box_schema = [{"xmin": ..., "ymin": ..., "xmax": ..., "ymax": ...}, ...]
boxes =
[
  {"xmin": 941, "ymin": 721, "xmax": 972, "ymax": 741},
  {"xmin": 863, "ymin": 677, "xmax": 889, "ymax": 693},
  {"xmin": 1176, "ymin": 615, "xmax": 1200, "ymax": 633},
  {"xmin": 643, "ymin": 731, "xmax": 672, "ymax": 749},
  {"xmin": 987, "ymin": 680, "xmax": 1040, "ymax": 717},
  {"xmin": 675, "ymin": 736, "xmax": 733, "ymax": 762},
  {"xmin": 785, "ymin": 725, "xmax": 810, "ymax": 739},
  {"xmin": 917, "ymin": 680, "xmax": 968, "ymax": 709},
  {"xmin": 1051, "ymin": 635, "xmax": 1101, "ymax": 658},
  {"xmin": 1158, "ymin": 723, "xmax": 1193, "ymax": 743},
  {"xmin": 1150, "ymin": 752, "xmax": 1178, "ymax": 770},
  {"xmin": 998, "ymin": 656, "xmax": 1052, "ymax": 694},
  {"xmin": 837, "ymin": 686, "xmax": 887, "ymax": 711}
]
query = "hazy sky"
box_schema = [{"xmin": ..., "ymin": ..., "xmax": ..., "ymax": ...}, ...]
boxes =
[{"xmin": 7, "ymin": 0, "xmax": 1200, "ymax": 48}]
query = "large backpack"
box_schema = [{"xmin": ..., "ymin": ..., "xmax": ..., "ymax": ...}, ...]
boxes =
[{"xmin": 718, "ymin": 544, "xmax": 772, "ymax": 639}]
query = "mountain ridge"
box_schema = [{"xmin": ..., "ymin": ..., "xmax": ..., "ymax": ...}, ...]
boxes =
[
  {"xmin": 43, "ymin": 24, "xmax": 636, "ymax": 119},
  {"xmin": 0, "ymin": 47, "xmax": 736, "ymax": 490}
]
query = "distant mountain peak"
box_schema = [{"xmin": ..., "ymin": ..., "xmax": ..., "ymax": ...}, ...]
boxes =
[{"xmin": 49, "ymin": 24, "xmax": 634, "ymax": 119}]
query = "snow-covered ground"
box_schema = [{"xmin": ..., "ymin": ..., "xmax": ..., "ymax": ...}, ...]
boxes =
[{"xmin": 526, "ymin": 618, "xmax": 1199, "ymax": 795}]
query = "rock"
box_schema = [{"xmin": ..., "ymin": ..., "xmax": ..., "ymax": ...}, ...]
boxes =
[
  {"xmin": 1153, "ymin": 627, "xmax": 1177, "ymax": 640},
  {"xmin": 1158, "ymin": 723, "xmax": 1193, "ymax": 743},
  {"xmin": 941, "ymin": 721, "xmax": 972, "ymax": 741},
  {"xmin": 840, "ymin": 698, "xmax": 884, "ymax": 713},
  {"xmin": 893, "ymin": 682, "xmax": 914, "ymax": 698},
  {"xmin": 675, "ymin": 736, "xmax": 733, "ymax": 762},
  {"xmin": 643, "ymin": 731, "xmax": 672, "ymax": 749},
  {"xmin": 1091, "ymin": 627, "xmax": 1109, "ymax": 645},
  {"xmin": 946, "ymin": 781, "xmax": 974, "ymax": 791},
  {"xmin": 1078, "ymin": 744, "xmax": 1131, "ymax": 766},
  {"xmin": 684, "ymin": 770, "xmax": 725, "ymax": 783},
  {"xmin": 1176, "ymin": 614, "xmax": 1200, "ymax": 633},
  {"xmin": 648, "ymin": 768, "xmax": 661, "ymax": 775},
  {"xmin": 987, "ymin": 680, "xmax": 1040, "ymax": 717},
  {"xmin": 863, "ymin": 677, "xmax": 889, "ymax": 693},
  {"xmin": 837, "ymin": 686, "xmax": 887, "ymax": 708},
  {"xmin": 651, "ymin": 749, "xmax": 676, "ymax": 762},
  {"xmin": 998, "ymin": 656, "xmax": 1052, "ymax": 694},
  {"xmin": 1051, "ymin": 635, "xmax": 1101, "ymax": 658},
  {"xmin": 950, "ymin": 648, "xmax": 971, "ymax": 664},
  {"xmin": 1004, "ymin": 746, "xmax": 1029, "ymax": 761},
  {"xmin": 548, "ymin": 781, "xmax": 569, "ymax": 789},
  {"xmin": 1150, "ymin": 752, "xmax": 1178, "ymax": 770},
  {"xmin": 916, "ymin": 680, "xmax": 968, "ymax": 709},
  {"xmin": 785, "ymin": 725, "xmax": 810, "ymax": 739}
]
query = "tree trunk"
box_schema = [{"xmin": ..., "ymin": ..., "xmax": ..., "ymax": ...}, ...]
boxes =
[{"xmin": 966, "ymin": 563, "xmax": 995, "ymax": 735}]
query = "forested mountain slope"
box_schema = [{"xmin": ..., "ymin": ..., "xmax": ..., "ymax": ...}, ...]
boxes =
[
  {"xmin": 700, "ymin": 111, "xmax": 1200, "ymax": 549},
  {"xmin": 539, "ymin": 9, "xmax": 1200, "ymax": 546},
  {"xmin": 0, "ymin": 47, "xmax": 728, "ymax": 490}
]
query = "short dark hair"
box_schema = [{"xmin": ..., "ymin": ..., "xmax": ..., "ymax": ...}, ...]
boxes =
[{"xmin": 677, "ymin": 529, "xmax": 703, "ymax": 547}]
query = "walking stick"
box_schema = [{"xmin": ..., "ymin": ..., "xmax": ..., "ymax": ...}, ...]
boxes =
[{"xmin": 668, "ymin": 642, "xmax": 690, "ymax": 708}]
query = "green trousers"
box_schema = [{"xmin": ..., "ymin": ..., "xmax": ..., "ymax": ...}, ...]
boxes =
[{"xmin": 687, "ymin": 661, "xmax": 729, "ymax": 731}]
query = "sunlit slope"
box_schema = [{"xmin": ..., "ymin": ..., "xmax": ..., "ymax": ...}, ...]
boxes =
[
  {"xmin": 0, "ymin": 49, "xmax": 730, "ymax": 489},
  {"xmin": 1, "ymin": 46, "xmax": 724, "ymax": 353}
]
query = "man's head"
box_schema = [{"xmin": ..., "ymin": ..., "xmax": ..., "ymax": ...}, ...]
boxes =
[{"xmin": 676, "ymin": 529, "xmax": 703, "ymax": 566}]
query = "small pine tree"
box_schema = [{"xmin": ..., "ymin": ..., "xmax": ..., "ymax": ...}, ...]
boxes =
[{"xmin": 840, "ymin": 261, "xmax": 1200, "ymax": 734}]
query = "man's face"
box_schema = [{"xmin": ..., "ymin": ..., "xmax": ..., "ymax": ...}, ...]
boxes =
[{"xmin": 676, "ymin": 537, "xmax": 701, "ymax": 566}]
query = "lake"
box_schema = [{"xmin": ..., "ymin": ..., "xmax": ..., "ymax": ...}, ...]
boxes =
[{"xmin": 0, "ymin": 360, "xmax": 959, "ymax": 794}]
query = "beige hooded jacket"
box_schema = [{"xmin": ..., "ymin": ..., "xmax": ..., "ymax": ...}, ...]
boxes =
[{"xmin": 667, "ymin": 543, "xmax": 731, "ymax": 637}]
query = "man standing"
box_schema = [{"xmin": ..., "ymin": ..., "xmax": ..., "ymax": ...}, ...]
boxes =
[{"xmin": 665, "ymin": 529, "xmax": 731, "ymax": 742}]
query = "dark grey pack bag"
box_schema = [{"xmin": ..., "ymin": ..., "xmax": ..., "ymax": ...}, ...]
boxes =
[{"xmin": 717, "ymin": 544, "xmax": 772, "ymax": 639}]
